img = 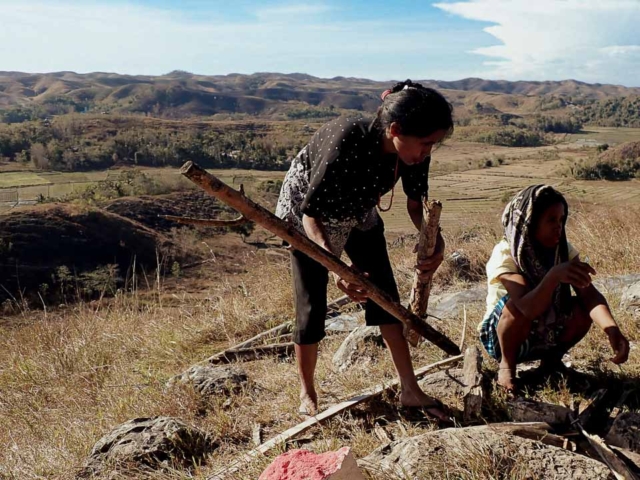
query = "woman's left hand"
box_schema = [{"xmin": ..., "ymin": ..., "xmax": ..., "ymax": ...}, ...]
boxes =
[{"xmin": 414, "ymin": 232, "xmax": 445, "ymax": 281}]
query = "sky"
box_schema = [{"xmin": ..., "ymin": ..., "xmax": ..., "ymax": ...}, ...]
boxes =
[{"xmin": 1, "ymin": 0, "xmax": 639, "ymax": 86}]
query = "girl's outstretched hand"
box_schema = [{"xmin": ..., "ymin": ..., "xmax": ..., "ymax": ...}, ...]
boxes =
[
  {"xmin": 606, "ymin": 326, "xmax": 630, "ymax": 365},
  {"xmin": 551, "ymin": 257, "xmax": 596, "ymax": 289}
]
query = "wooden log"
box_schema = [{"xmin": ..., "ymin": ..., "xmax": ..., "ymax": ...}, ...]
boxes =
[
  {"xmin": 576, "ymin": 389, "xmax": 608, "ymax": 428},
  {"xmin": 406, "ymin": 200, "xmax": 442, "ymax": 346},
  {"xmin": 462, "ymin": 346, "xmax": 483, "ymax": 422},
  {"xmin": 466, "ymin": 422, "xmax": 577, "ymax": 451},
  {"xmin": 207, "ymin": 354, "xmax": 464, "ymax": 480},
  {"xmin": 508, "ymin": 399, "xmax": 573, "ymax": 425},
  {"xmin": 207, "ymin": 343, "xmax": 295, "ymax": 365},
  {"xmin": 163, "ymin": 214, "xmax": 249, "ymax": 227},
  {"xmin": 180, "ymin": 161, "xmax": 460, "ymax": 356},
  {"xmin": 574, "ymin": 419, "xmax": 639, "ymax": 480}
]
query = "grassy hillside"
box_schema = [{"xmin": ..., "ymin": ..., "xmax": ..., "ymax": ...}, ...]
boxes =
[{"xmin": 0, "ymin": 199, "xmax": 638, "ymax": 479}]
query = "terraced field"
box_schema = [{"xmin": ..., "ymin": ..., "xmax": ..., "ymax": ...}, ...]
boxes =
[
  {"xmin": 2, "ymin": 127, "xmax": 639, "ymax": 224},
  {"xmin": 380, "ymin": 159, "xmax": 640, "ymax": 232}
]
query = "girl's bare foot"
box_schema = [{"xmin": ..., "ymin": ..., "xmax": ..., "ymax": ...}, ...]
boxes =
[
  {"xmin": 400, "ymin": 389, "xmax": 450, "ymax": 422},
  {"xmin": 299, "ymin": 391, "xmax": 318, "ymax": 417},
  {"xmin": 497, "ymin": 366, "xmax": 517, "ymax": 392}
]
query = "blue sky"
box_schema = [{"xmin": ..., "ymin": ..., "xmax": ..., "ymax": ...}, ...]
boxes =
[{"xmin": 2, "ymin": 0, "xmax": 639, "ymax": 86}]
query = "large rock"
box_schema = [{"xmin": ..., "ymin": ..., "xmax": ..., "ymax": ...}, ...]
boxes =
[
  {"xmin": 332, "ymin": 326, "xmax": 384, "ymax": 372},
  {"xmin": 259, "ymin": 447, "xmax": 365, "ymax": 480},
  {"xmin": 81, "ymin": 417, "xmax": 214, "ymax": 477},
  {"xmin": 418, "ymin": 368, "xmax": 466, "ymax": 401},
  {"xmin": 325, "ymin": 312, "xmax": 363, "ymax": 333},
  {"xmin": 621, "ymin": 281, "xmax": 640, "ymax": 316},
  {"xmin": 606, "ymin": 412, "xmax": 640, "ymax": 453},
  {"xmin": 360, "ymin": 426, "xmax": 612, "ymax": 479},
  {"xmin": 168, "ymin": 365, "xmax": 248, "ymax": 397},
  {"xmin": 429, "ymin": 288, "xmax": 485, "ymax": 320}
]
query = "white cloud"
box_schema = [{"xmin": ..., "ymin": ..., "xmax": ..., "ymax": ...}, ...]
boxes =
[
  {"xmin": 434, "ymin": 0, "xmax": 640, "ymax": 85},
  {"xmin": 0, "ymin": 1, "xmax": 477, "ymax": 80},
  {"xmin": 254, "ymin": 4, "xmax": 334, "ymax": 21}
]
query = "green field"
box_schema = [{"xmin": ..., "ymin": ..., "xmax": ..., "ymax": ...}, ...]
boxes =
[
  {"xmin": 3, "ymin": 130, "xmax": 640, "ymax": 229},
  {"xmin": 566, "ymin": 126, "xmax": 640, "ymax": 145}
]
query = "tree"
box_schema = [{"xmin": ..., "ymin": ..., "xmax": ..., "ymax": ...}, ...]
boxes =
[{"xmin": 30, "ymin": 143, "xmax": 49, "ymax": 169}]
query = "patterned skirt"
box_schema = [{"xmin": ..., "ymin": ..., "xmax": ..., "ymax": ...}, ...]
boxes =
[{"xmin": 479, "ymin": 294, "xmax": 565, "ymax": 363}]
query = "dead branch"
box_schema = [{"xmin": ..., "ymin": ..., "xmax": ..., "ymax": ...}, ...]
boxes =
[
  {"xmin": 406, "ymin": 200, "xmax": 442, "ymax": 346},
  {"xmin": 573, "ymin": 416, "xmax": 638, "ymax": 480},
  {"xmin": 180, "ymin": 161, "xmax": 459, "ymax": 356},
  {"xmin": 207, "ymin": 343, "xmax": 294, "ymax": 365},
  {"xmin": 163, "ymin": 214, "xmax": 250, "ymax": 227},
  {"xmin": 462, "ymin": 346, "xmax": 483, "ymax": 422}
]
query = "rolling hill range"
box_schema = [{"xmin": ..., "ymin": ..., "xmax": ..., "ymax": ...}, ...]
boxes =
[{"xmin": 1, "ymin": 71, "xmax": 639, "ymax": 120}]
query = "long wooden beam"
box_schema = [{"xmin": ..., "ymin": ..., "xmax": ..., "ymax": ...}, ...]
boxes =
[{"xmin": 180, "ymin": 161, "xmax": 460, "ymax": 356}]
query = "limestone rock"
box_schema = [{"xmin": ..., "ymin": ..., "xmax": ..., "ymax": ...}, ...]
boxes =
[
  {"xmin": 418, "ymin": 368, "xmax": 466, "ymax": 402},
  {"xmin": 332, "ymin": 326, "xmax": 384, "ymax": 372},
  {"xmin": 81, "ymin": 417, "xmax": 214, "ymax": 477},
  {"xmin": 430, "ymin": 288, "xmax": 485, "ymax": 320},
  {"xmin": 325, "ymin": 312, "xmax": 363, "ymax": 333},
  {"xmin": 259, "ymin": 447, "xmax": 365, "ymax": 480},
  {"xmin": 606, "ymin": 412, "xmax": 640, "ymax": 453},
  {"xmin": 168, "ymin": 365, "xmax": 248, "ymax": 397},
  {"xmin": 621, "ymin": 281, "xmax": 640, "ymax": 316},
  {"xmin": 360, "ymin": 426, "xmax": 612, "ymax": 479}
]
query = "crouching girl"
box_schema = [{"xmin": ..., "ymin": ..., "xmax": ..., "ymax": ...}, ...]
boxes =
[{"xmin": 479, "ymin": 185, "xmax": 630, "ymax": 391}]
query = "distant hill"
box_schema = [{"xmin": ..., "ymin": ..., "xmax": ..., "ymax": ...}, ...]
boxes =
[{"xmin": 1, "ymin": 71, "xmax": 639, "ymax": 120}]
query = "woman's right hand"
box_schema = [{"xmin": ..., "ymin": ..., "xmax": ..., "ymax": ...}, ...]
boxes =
[
  {"xmin": 333, "ymin": 272, "xmax": 369, "ymax": 303},
  {"xmin": 550, "ymin": 258, "xmax": 596, "ymax": 289}
]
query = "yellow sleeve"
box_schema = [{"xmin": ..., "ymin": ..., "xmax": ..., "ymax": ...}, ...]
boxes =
[{"xmin": 486, "ymin": 240, "xmax": 519, "ymax": 285}]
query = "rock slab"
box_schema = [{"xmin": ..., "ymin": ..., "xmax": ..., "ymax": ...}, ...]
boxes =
[
  {"xmin": 332, "ymin": 326, "xmax": 384, "ymax": 372},
  {"xmin": 168, "ymin": 365, "xmax": 248, "ymax": 397},
  {"xmin": 606, "ymin": 412, "xmax": 640, "ymax": 453},
  {"xmin": 360, "ymin": 426, "xmax": 612, "ymax": 479},
  {"xmin": 259, "ymin": 447, "xmax": 365, "ymax": 480},
  {"xmin": 81, "ymin": 416, "xmax": 214, "ymax": 476}
]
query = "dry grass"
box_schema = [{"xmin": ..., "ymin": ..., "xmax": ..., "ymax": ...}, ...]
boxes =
[{"xmin": 1, "ymin": 201, "xmax": 639, "ymax": 479}]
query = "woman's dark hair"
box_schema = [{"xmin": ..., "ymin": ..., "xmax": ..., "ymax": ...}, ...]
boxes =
[
  {"xmin": 531, "ymin": 187, "xmax": 569, "ymax": 231},
  {"xmin": 375, "ymin": 79, "xmax": 454, "ymax": 138}
]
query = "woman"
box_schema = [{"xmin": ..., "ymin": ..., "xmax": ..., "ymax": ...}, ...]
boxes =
[
  {"xmin": 276, "ymin": 80, "xmax": 454, "ymax": 419},
  {"xmin": 479, "ymin": 185, "xmax": 630, "ymax": 391}
]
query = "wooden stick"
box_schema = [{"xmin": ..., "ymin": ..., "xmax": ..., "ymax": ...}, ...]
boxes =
[
  {"xmin": 459, "ymin": 304, "xmax": 468, "ymax": 352},
  {"xmin": 576, "ymin": 389, "xmax": 608, "ymax": 428},
  {"xmin": 406, "ymin": 200, "xmax": 442, "ymax": 346},
  {"xmin": 163, "ymin": 214, "xmax": 249, "ymax": 227},
  {"xmin": 180, "ymin": 161, "xmax": 460, "ymax": 356},
  {"xmin": 574, "ymin": 420, "xmax": 638, "ymax": 480},
  {"xmin": 206, "ymin": 343, "xmax": 295, "ymax": 365},
  {"xmin": 201, "ymin": 296, "xmax": 351, "ymax": 365},
  {"xmin": 462, "ymin": 346, "xmax": 483, "ymax": 422},
  {"xmin": 207, "ymin": 354, "xmax": 464, "ymax": 480}
]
